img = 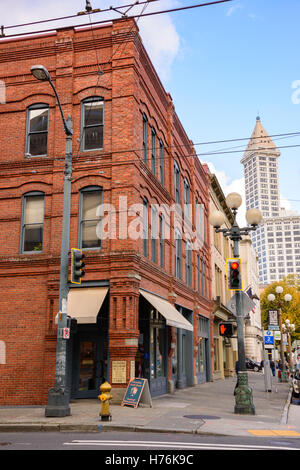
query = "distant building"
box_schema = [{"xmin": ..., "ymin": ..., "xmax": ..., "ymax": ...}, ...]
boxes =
[{"xmin": 241, "ymin": 117, "xmax": 300, "ymax": 285}]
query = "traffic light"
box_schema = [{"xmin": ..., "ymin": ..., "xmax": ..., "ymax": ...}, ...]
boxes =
[
  {"xmin": 227, "ymin": 258, "xmax": 242, "ymax": 290},
  {"xmin": 71, "ymin": 248, "xmax": 85, "ymax": 284},
  {"xmin": 219, "ymin": 322, "xmax": 234, "ymax": 337}
]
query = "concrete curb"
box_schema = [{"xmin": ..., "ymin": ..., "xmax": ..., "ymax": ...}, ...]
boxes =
[{"xmin": 280, "ymin": 384, "xmax": 293, "ymax": 425}]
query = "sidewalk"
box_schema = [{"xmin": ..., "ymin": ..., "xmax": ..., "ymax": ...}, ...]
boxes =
[{"xmin": 1, "ymin": 372, "xmax": 300, "ymax": 437}]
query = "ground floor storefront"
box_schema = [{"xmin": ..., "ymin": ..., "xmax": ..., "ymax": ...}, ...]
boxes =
[{"xmin": 66, "ymin": 284, "xmax": 212, "ymax": 403}]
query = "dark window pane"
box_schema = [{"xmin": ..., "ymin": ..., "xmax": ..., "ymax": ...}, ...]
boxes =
[
  {"xmin": 84, "ymin": 126, "xmax": 103, "ymax": 150},
  {"xmin": 29, "ymin": 132, "xmax": 48, "ymax": 156},
  {"xmin": 84, "ymin": 102, "xmax": 103, "ymax": 126},
  {"xmin": 23, "ymin": 224, "xmax": 43, "ymax": 252}
]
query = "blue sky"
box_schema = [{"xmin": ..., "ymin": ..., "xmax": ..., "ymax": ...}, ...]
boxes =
[{"xmin": 2, "ymin": 0, "xmax": 300, "ymax": 217}]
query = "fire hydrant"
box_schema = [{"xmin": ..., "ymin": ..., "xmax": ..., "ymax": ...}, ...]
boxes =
[{"xmin": 98, "ymin": 381, "xmax": 112, "ymax": 421}]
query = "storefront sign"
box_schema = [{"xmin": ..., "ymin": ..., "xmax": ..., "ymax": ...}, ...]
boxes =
[
  {"xmin": 122, "ymin": 378, "xmax": 152, "ymax": 408},
  {"xmin": 111, "ymin": 360, "xmax": 127, "ymax": 384}
]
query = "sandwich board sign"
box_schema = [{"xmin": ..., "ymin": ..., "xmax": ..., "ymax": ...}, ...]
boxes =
[{"xmin": 121, "ymin": 378, "xmax": 152, "ymax": 408}]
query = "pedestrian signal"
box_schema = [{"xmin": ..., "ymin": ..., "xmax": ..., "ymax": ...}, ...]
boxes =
[
  {"xmin": 227, "ymin": 258, "xmax": 242, "ymax": 290},
  {"xmin": 71, "ymin": 248, "xmax": 85, "ymax": 284},
  {"xmin": 219, "ymin": 322, "xmax": 234, "ymax": 337}
]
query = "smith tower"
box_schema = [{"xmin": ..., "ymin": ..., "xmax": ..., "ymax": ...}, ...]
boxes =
[{"xmin": 242, "ymin": 117, "xmax": 300, "ymax": 285}]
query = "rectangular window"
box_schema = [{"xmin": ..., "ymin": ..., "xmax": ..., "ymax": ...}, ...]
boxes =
[
  {"xmin": 175, "ymin": 230, "xmax": 181, "ymax": 279},
  {"xmin": 143, "ymin": 114, "xmax": 147, "ymax": 163},
  {"xmin": 82, "ymin": 98, "xmax": 104, "ymax": 150},
  {"xmin": 151, "ymin": 128, "xmax": 156, "ymax": 175},
  {"xmin": 143, "ymin": 199, "xmax": 148, "ymax": 257},
  {"xmin": 80, "ymin": 188, "xmax": 102, "ymax": 249},
  {"xmin": 21, "ymin": 193, "xmax": 44, "ymax": 252},
  {"xmin": 151, "ymin": 206, "xmax": 157, "ymax": 263},
  {"xmin": 184, "ymin": 179, "xmax": 191, "ymax": 219},
  {"xmin": 159, "ymin": 140, "xmax": 164, "ymax": 185},
  {"xmin": 26, "ymin": 105, "xmax": 49, "ymax": 156},
  {"xmin": 185, "ymin": 242, "xmax": 192, "ymax": 286},
  {"xmin": 159, "ymin": 214, "xmax": 164, "ymax": 268}
]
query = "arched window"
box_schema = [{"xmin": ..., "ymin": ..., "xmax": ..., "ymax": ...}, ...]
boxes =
[
  {"xmin": 81, "ymin": 97, "xmax": 104, "ymax": 151},
  {"xmin": 79, "ymin": 186, "xmax": 103, "ymax": 249},
  {"xmin": 26, "ymin": 103, "xmax": 49, "ymax": 156},
  {"xmin": 174, "ymin": 160, "xmax": 180, "ymax": 204},
  {"xmin": 142, "ymin": 114, "xmax": 148, "ymax": 163},
  {"xmin": 20, "ymin": 191, "xmax": 45, "ymax": 253}
]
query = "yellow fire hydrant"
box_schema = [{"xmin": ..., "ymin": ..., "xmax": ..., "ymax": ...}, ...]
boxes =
[{"xmin": 98, "ymin": 381, "xmax": 113, "ymax": 421}]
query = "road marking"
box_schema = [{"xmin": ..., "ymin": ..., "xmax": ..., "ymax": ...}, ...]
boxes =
[
  {"xmin": 248, "ymin": 430, "xmax": 300, "ymax": 436},
  {"xmin": 63, "ymin": 439, "xmax": 297, "ymax": 451}
]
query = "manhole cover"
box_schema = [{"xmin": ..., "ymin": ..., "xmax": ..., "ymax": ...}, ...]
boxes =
[{"xmin": 184, "ymin": 415, "xmax": 220, "ymax": 420}]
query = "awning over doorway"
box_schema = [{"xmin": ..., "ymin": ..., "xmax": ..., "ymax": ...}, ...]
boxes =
[
  {"xmin": 140, "ymin": 289, "xmax": 193, "ymax": 331},
  {"xmin": 67, "ymin": 287, "xmax": 109, "ymax": 324}
]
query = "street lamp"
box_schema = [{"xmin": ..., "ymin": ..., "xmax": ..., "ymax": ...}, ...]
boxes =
[
  {"xmin": 209, "ymin": 192, "xmax": 262, "ymax": 415},
  {"xmin": 267, "ymin": 288, "xmax": 292, "ymax": 383},
  {"xmin": 31, "ymin": 65, "xmax": 73, "ymax": 417},
  {"xmin": 282, "ymin": 318, "xmax": 295, "ymax": 375}
]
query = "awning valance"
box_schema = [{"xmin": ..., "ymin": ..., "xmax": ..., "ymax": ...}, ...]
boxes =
[
  {"xmin": 67, "ymin": 287, "xmax": 108, "ymax": 324},
  {"xmin": 140, "ymin": 289, "xmax": 193, "ymax": 331}
]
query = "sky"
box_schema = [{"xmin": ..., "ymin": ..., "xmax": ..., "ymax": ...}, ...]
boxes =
[{"xmin": 1, "ymin": 0, "xmax": 300, "ymax": 225}]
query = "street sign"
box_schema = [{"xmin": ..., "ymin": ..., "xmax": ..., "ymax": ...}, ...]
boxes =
[
  {"xmin": 264, "ymin": 330, "xmax": 274, "ymax": 346},
  {"xmin": 268, "ymin": 325, "xmax": 280, "ymax": 331},
  {"xmin": 226, "ymin": 292, "xmax": 255, "ymax": 316},
  {"xmin": 274, "ymin": 331, "xmax": 281, "ymax": 341}
]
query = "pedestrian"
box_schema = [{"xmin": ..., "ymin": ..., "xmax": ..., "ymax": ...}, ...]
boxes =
[{"xmin": 270, "ymin": 360, "xmax": 275, "ymax": 377}]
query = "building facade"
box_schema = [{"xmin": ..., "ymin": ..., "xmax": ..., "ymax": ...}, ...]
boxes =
[
  {"xmin": 0, "ymin": 19, "xmax": 212, "ymax": 405},
  {"xmin": 239, "ymin": 238, "xmax": 263, "ymax": 362},
  {"xmin": 241, "ymin": 116, "xmax": 300, "ymax": 285},
  {"xmin": 205, "ymin": 166, "xmax": 237, "ymax": 380}
]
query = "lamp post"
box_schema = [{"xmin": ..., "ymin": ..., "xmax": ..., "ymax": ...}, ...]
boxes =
[
  {"xmin": 209, "ymin": 192, "xmax": 262, "ymax": 415},
  {"xmin": 282, "ymin": 318, "xmax": 295, "ymax": 376},
  {"xmin": 267, "ymin": 288, "xmax": 292, "ymax": 383},
  {"xmin": 31, "ymin": 65, "xmax": 73, "ymax": 417}
]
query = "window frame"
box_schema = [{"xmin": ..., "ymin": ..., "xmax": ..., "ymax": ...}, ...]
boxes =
[
  {"xmin": 25, "ymin": 103, "xmax": 49, "ymax": 157},
  {"xmin": 143, "ymin": 198, "xmax": 149, "ymax": 257},
  {"xmin": 159, "ymin": 139, "xmax": 164, "ymax": 185},
  {"xmin": 185, "ymin": 240, "xmax": 192, "ymax": 286},
  {"xmin": 174, "ymin": 160, "xmax": 181, "ymax": 204},
  {"xmin": 151, "ymin": 127, "xmax": 156, "ymax": 175},
  {"xmin": 143, "ymin": 114, "xmax": 148, "ymax": 163},
  {"xmin": 20, "ymin": 191, "xmax": 45, "ymax": 254},
  {"xmin": 175, "ymin": 229, "xmax": 182, "ymax": 279},
  {"xmin": 78, "ymin": 186, "xmax": 103, "ymax": 250},
  {"xmin": 81, "ymin": 96, "xmax": 104, "ymax": 152}
]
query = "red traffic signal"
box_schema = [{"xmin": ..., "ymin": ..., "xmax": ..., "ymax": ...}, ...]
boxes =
[
  {"xmin": 227, "ymin": 258, "xmax": 242, "ymax": 290},
  {"xmin": 219, "ymin": 322, "xmax": 234, "ymax": 337}
]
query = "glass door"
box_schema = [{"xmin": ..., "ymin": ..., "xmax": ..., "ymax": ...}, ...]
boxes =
[{"xmin": 79, "ymin": 341, "xmax": 97, "ymax": 394}]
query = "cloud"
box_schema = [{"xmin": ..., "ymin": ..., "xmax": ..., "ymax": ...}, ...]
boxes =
[
  {"xmin": 226, "ymin": 4, "xmax": 242, "ymax": 17},
  {"xmin": 2, "ymin": 0, "xmax": 180, "ymax": 84},
  {"xmin": 204, "ymin": 161, "xmax": 247, "ymax": 226}
]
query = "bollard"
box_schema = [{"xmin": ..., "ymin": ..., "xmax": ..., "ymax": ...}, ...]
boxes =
[{"xmin": 98, "ymin": 381, "xmax": 113, "ymax": 421}]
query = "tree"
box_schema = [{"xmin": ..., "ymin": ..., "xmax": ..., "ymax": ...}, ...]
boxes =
[{"xmin": 260, "ymin": 279, "xmax": 300, "ymax": 342}]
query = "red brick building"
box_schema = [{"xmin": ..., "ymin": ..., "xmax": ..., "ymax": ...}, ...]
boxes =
[{"xmin": 0, "ymin": 19, "xmax": 212, "ymax": 405}]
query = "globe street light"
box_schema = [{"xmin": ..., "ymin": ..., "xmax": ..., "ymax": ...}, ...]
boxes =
[
  {"xmin": 31, "ymin": 65, "xmax": 73, "ymax": 417},
  {"xmin": 282, "ymin": 319, "xmax": 295, "ymax": 374},
  {"xmin": 210, "ymin": 192, "xmax": 262, "ymax": 415},
  {"xmin": 267, "ymin": 288, "xmax": 292, "ymax": 382}
]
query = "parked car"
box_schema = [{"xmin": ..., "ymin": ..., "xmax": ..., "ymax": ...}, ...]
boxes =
[{"xmin": 246, "ymin": 358, "xmax": 262, "ymax": 372}]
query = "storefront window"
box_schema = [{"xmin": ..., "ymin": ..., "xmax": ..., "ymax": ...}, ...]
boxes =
[
  {"xmin": 150, "ymin": 310, "xmax": 165, "ymax": 379},
  {"xmin": 196, "ymin": 338, "xmax": 204, "ymax": 373}
]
